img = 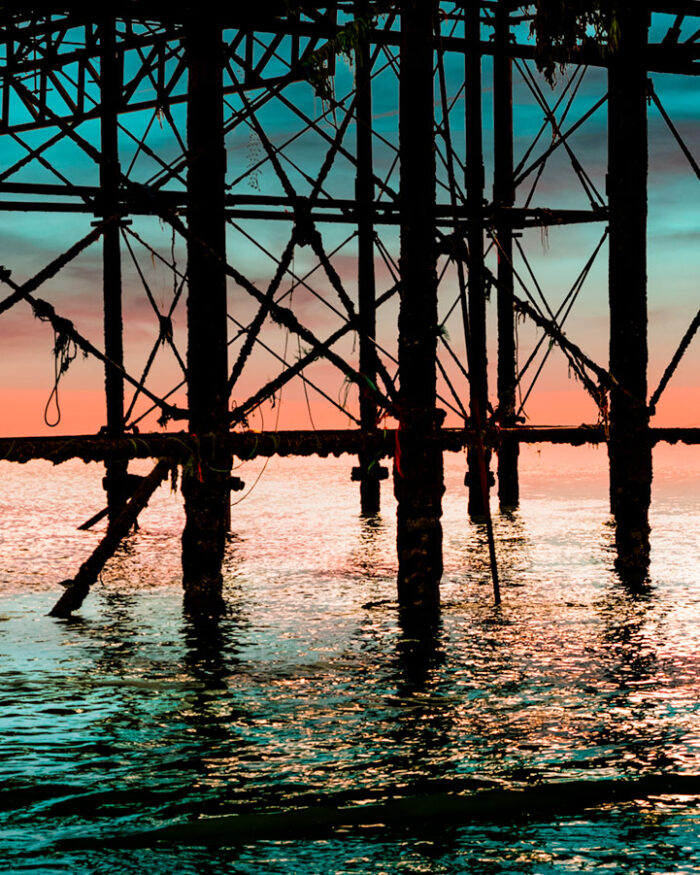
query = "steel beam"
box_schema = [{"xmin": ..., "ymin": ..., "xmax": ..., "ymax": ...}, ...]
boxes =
[
  {"xmin": 493, "ymin": 0, "xmax": 519, "ymax": 509},
  {"xmin": 181, "ymin": 13, "xmax": 231, "ymax": 614},
  {"xmin": 5, "ymin": 426, "xmax": 700, "ymax": 466},
  {"xmin": 464, "ymin": 0, "xmax": 491, "ymax": 518},
  {"xmin": 354, "ymin": 0, "xmax": 383, "ymax": 514},
  {"xmin": 608, "ymin": 4, "xmax": 652, "ymax": 582},
  {"xmin": 395, "ymin": 0, "xmax": 444, "ymax": 614},
  {"xmin": 99, "ymin": 15, "xmax": 129, "ymax": 522}
]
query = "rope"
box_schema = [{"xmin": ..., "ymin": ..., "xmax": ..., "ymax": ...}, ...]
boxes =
[
  {"xmin": 120, "ymin": 228, "xmax": 187, "ymax": 426},
  {"xmin": 44, "ymin": 329, "xmax": 78, "ymax": 427},
  {"xmin": 0, "ymin": 222, "xmax": 185, "ymax": 425},
  {"xmin": 515, "ymin": 229, "xmax": 608, "ymax": 391},
  {"xmin": 490, "ymin": 229, "xmax": 607, "ymax": 414}
]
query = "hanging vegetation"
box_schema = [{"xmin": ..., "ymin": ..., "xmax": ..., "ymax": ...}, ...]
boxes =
[
  {"xmin": 282, "ymin": 1, "xmax": 618, "ymax": 93},
  {"xmin": 524, "ymin": 1, "xmax": 615, "ymax": 84}
]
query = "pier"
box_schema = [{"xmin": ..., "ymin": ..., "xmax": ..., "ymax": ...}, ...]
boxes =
[{"xmin": 1, "ymin": 1, "xmax": 700, "ymax": 616}]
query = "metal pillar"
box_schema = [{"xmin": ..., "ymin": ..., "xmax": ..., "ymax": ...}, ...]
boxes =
[
  {"xmin": 493, "ymin": 0, "xmax": 519, "ymax": 509},
  {"xmin": 99, "ymin": 16, "xmax": 128, "ymax": 521},
  {"xmin": 465, "ymin": 0, "xmax": 491, "ymax": 518},
  {"xmin": 608, "ymin": 3, "xmax": 652, "ymax": 580},
  {"xmin": 181, "ymin": 16, "xmax": 231, "ymax": 613},
  {"xmin": 354, "ymin": 0, "xmax": 384, "ymax": 514},
  {"xmin": 395, "ymin": 0, "xmax": 444, "ymax": 613}
]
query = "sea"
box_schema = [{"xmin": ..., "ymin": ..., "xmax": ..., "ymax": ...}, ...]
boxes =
[{"xmin": 2, "ymin": 444, "xmax": 700, "ymax": 874}]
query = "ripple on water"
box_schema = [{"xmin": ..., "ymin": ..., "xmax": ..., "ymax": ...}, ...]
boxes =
[{"xmin": 1, "ymin": 448, "xmax": 700, "ymax": 872}]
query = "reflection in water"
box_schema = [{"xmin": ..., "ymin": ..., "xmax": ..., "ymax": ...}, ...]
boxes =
[
  {"xmin": 1, "ymin": 455, "xmax": 700, "ymax": 871},
  {"xmin": 347, "ymin": 512, "xmax": 391, "ymax": 583},
  {"xmin": 453, "ymin": 508, "xmax": 533, "ymax": 597},
  {"xmin": 94, "ymin": 590, "xmax": 140, "ymax": 676},
  {"xmin": 183, "ymin": 611, "xmax": 230, "ymax": 687},
  {"xmin": 592, "ymin": 582, "xmax": 684, "ymax": 774},
  {"xmin": 598, "ymin": 583, "xmax": 659, "ymax": 688}
]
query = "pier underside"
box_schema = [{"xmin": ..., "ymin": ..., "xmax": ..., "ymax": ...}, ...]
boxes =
[{"xmin": 2, "ymin": 1, "xmax": 700, "ymax": 615}]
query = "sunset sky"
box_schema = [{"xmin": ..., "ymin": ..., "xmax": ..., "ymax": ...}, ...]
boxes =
[{"xmin": 1, "ymin": 11, "xmax": 699, "ymax": 437}]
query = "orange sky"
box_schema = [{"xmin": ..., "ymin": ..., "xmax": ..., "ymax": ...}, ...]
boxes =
[{"xmin": 2, "ymin": 384, "xmax": 698, "ymax": 439}]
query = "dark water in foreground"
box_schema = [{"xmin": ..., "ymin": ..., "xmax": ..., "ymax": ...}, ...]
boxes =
[{"xmin": 2, "ymin": 447, "xmax": 700, "ymax": 873}]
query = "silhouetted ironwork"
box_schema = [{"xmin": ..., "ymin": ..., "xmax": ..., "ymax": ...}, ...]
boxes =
[{"xmin": 1, "ymin": 1, "xmax": 698, "ymax": 614}]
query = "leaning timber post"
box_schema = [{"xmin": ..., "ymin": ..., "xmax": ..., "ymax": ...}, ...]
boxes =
[
  {"xmin": 395, "ymin": 0, "xmax": 444, "ymax": 614},
  {"xmin": 99, "ymin": 16, "xmax": 128, "ymax": 521},
  {"xmin": 465, "ymin": 0, "xmax": 491, "ymax": 518},
  {"xmin": 50, "ymin": 460, "xmax": 170, "ymax": 618},
  {"xmin": 493, "ymin": 0, "xmax": 519, "ymax": 509},
  {"xmin": 607, "ymin": 3, "xmax": 652, "ymax": 579},
  {"xmin": 354, "ymin": 0, "xmax": 384, "ymax": 514},
  {"xmin": 182, "ymin": 16, "xmax": 231, "ymax": 614}
]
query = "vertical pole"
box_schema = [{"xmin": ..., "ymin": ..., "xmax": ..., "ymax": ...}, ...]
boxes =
[
  {"xmin": 493, "ymin": 0, "xmax": 519, "ymax": 508},
  {"xmin": 608, "ymin": 4, "xmax": 651, "ymax": 580},
  {"xmin": 395, "ymin": 0, "xmax": 444, "ymax": 614},
  {"xmin": 465, "ymin": 0, "xmax": 490, "ymax": 518},
  {"xmin": 182, "ymin": 16, "xmax": 231, "ymax": 613},
  {"xmin": 99, "ymin": 16, "xmax": 128, "ymax": 521},
  {"xmin": 355, "ymin": 0, "xmax": 382, "ymax": 514}
]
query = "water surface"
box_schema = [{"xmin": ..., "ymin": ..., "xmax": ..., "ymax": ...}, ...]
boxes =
[{"xmin": 2, "ymin": 446, "xmax": 700, "ymax": 872}]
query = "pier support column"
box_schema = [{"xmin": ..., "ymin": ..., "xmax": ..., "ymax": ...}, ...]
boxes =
[
  {"xmin": 608, "ymin": 4, "xmax": 652, "ymax": 579},
  {"xmin": 354, "ymin": 0, "xmax": 384, "ymax": 514},
  {"xmin": 182, "ymin": 16, "xmax": 231, "ymax": 614},
  {"xmin": 395, "ymin": 0, "xmax": 444, "ymax": 613},
  {"xmin": 465, "ymin": 0, "xmax": 491, "ymax": 518},
  {"xmin": 99, "ymin": 16, "xmax": 128, "ymax": 521},
  {"xmin": 493, "ymin": 0, "xmax": 519, "ymax": 509}
]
